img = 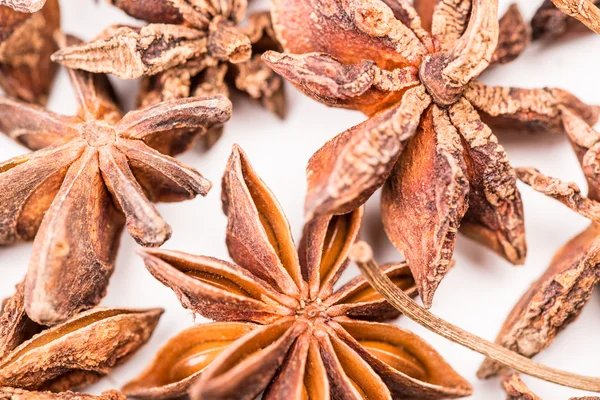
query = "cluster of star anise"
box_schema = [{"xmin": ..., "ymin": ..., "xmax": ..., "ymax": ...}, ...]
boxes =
[{"xmin": 1, "ymin": 0, "xmax": 600, "ymax": 399}]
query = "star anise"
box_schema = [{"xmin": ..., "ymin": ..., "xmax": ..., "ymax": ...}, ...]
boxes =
[
  {"xmin": 0, "ymin": 283, "xmax": 162, "ymax": 393},
  {"xmin": 261, "ymin": 0, "xmax": 600, "ymax": 308},
  {"xmin": 502, "ymin": 373, "xmax": 599, "ymax": 400},
  {"xmin": 0, "ymin": 0, "xmax": 59, "ymax": 104},
  {"xmin": 532, "ymin": 0, "xmax": 600, "ymax": 39},
  {"xmin": 0, "ymin": 34, "xmax": 231, "ymax": 326},
  {"xmin": 478, "ymin": 103, "xmax": 600, "ymax": 378},
  {"xmin": 50, "ymin": 0, "xmax": 285, "ymax": 153},
  {"xmin": 123, "ymin": 145, "xmax": 472, "ymax": 400},
  {"xmin": 477, "ymin": 168, "xmax": 600, "ymax": 378}
]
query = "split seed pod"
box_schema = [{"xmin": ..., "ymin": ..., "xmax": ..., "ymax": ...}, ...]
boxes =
[
  {"xmin": 264, "ymin": 0, "xmax": 600, "ymax": 308},
  {"xmin": 125, "ymin": 145, "xmax": 472, "ymax": 400},
  {"xmin": 0, "ymin": 285, "xmax": 162, "ymax": 391}
]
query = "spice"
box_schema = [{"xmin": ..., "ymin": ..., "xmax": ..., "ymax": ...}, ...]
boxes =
[
  {"xmin": 479, "ymin": 106, "xmax": 600, "ymax": 377},
  {"xmin": 0, "ymin": 0, "xmax": 45, "ymax": 13},
  {"xmin": 478, "ymin": 169, "xmax": 600, "ymax": 379},
  {"xmin": 0, "ymin": 34, "xmax": 231, "ymax": 326},
  {"xmin": 126, "ymin": 145, "xmax": 472, "ymax": 400},
  {"xmin": 0, "ymin": 284, "xmax": 162, "ymax": 392},
  {"xmin": 0, "ymin": 0, "xmax": 59, "ymax": 104},
  {"xmin": 502, "ymin": 373, "xmax": 599, "ymax": 400},
  {"xmin": 0, "ymin": 388, "xmax": 125, "ymax": 399},
  {"xmin": 532, "ymin": 0, "xmax": 600, "ymax": 39},
  {"xmin": 51, "ymin": 0, "xmax": 285, "ymax": 153},
  {"xmin": 264, "ymin": 0, "xmax": 597, "ymax": 308}
]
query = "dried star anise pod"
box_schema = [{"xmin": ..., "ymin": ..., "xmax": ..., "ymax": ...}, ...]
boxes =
[
  {"xmin": 0, "ymin": 284, "xmax": 162, "ymax": 392},
  {"xmin": 123, "ymin": 145, "xmax": 472, "ymax": 400},
  {"xmin": 0, "ymin": 34, "xmax": 231, "ymax": 326},
  {"xmin": 478, "ymin": 168, "xmax": 600, "ymax": 379},
  {"xmin": 502, "ymin": 374, "xmax": 599, "ymax": 400},
  {"xmin": 262, "ymin": 0, "xmax": 599, "ymax": 308},
  {"xmin": 50, "ymin": 0, "xmax": 285, "ymax": 154},
  {"xmin": 0, "ymin": 0, "xmax": 59, "ymax": 104},
  {"xmin": 0, "ymin": 388, "xmax": 125, "ymax": 400},
  {"xmin": 532, "ymin": 0, "xmax": 600, "ymax": 39},
  {"xmin": 479, "ymin": 106, "xmax": 600, "ymax": 378}
]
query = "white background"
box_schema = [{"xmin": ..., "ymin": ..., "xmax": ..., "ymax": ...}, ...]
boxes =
[{"xmin": 1, "ymin": 1, "xmax": 600, "ymax": 399}]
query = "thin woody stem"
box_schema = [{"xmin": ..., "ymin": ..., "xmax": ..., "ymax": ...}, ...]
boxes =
[{"xmin": 349, "ymin": 241, "xmax": 600, "ymax": 392}]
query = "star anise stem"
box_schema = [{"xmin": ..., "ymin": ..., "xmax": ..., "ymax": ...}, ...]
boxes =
[
  {"xmin": 551, "ymin": 0, "xmax": 600, "ymax": 34},
  {"xmin": 350, "ymin": 241, "xmax": 600, "ymax": 392}
]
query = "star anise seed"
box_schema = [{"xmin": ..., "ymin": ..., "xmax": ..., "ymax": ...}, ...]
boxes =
[
  {"xmin": 0, "ymin": 284, "xmax": 162, "ymax": 392},
  {"xmin": 124, "ymin": 145, "xmax": 472, "ymax": 400},
  {"xmin": 263, "ymin": 0, "xmax": 600, "ymax": 308},
  {"xmin": 50, "ymin": 0, "xmax": 285, "ymax": 153},
  {"xmin": 0, "ymin": 0, "xmax": 59, "ymax": 104},
  {"xmin": 0, "ymin": 34, "xmax": 231, "ymax": 326}
]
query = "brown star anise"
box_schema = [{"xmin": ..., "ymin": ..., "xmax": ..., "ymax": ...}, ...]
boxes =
[
  {"xmin": 0, "ymin": 34, "xmax": 231, "ymax": 326},
  {"xmin": 478, "ymin": 171, "xmax": 600, "ymax": 378},
  {"xmin": 50, "ymin": 0, "xmax": 285, "ymax": 153},
  {"xmin": 0, "ymin": 0, "xmax": 59, "ymax": 104},
  {"xmin": 122, "ymin": 145, "xmax": 472, "ymax": 400},
  {"xmin": 478, "ymin": 104, "xmax": 600, "ymax": 378},
  {"xmin": 261, "ymin": 0, "xmax": 600, "ymax": 308},
  {"xmin": 502, "ymin": 373, "xmax": 599, "ymax": 400},
  {"xmin": 0, "ymin": 283, "xmax": 162, "ymax": 393},
  {"xmin": 532, "ymin": 0, "xmax": 600, "ymax": 39}
]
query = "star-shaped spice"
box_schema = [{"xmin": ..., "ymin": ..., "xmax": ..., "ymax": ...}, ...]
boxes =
[
  {"xmin": 532, "ymin": 0, "xmax": 600, "ymax": 39},
  {"xmin": 261, "ymin": 0, "xmax": 600, "ymax": 308},
  {"xmin": 0, "ymin": 283, "xmax": 162, "ymax": 393},
  {"xmin": 478, "ymin": 110, "xmax": 600, "ymax": 378},
  {"xmin": 122, "ymin": 145, "xmax": 472, "ymax": 400},
  {"xmin": 0, "ymin": 34, "xmax": 231, "ymax": 326},
  {"xmin": 0, "ymin": 0, "xmax": 59, "ymax": 104},
  {"xmin": 50, "ymin": 0, "xmax": 285, "ymax": 153}
]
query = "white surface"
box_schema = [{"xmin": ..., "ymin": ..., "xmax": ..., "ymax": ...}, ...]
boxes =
[{"xmin": 1, "ymin": 1, "xmax": 600, "ymax": 399}]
